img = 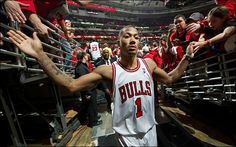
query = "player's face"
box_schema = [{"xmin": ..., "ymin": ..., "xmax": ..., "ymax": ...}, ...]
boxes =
[{"xmin": 119, "ymin": 27, "xmax": 140, "ymax": 57}]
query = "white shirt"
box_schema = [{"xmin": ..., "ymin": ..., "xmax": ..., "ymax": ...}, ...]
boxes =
[{"xmin": 89, "ymin": 41, "xmax": 101, "ymax": 60}]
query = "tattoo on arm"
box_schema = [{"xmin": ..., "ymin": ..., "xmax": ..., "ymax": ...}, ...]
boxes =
[
  {"xmin": 36, "ymin": 54, "xmax": 75, "ymax": 91},
  {"xmin": 65, "ymin": 75, "xmax": 73, "ymax": 83},
  {"xmin": 40, "ymin": 59, "xmax": 63, "ymax": 76},
  {"xmin": 40, "ymin": 58, "xmax": 67, "ymax": 78},
  {"xmin": 51, "ymin": 64, "xmax": 63, "ymax": 75},
  {"xmin": 50, "ymin": 64, "xmax": 73, "ymax": 83},
  {"xmin": 40, "ymin": 60, "xmax": 49, "ymax": 68}
]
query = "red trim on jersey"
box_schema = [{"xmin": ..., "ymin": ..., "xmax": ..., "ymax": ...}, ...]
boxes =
[
  {"xmin": 117, "ymin": 59, "xmax": 140, "ymax": 72},
  {"xmin": 142, "ymin": 59, "xmax": 153, "ymax": 80},
  {"xmin": 111, "ymin": 63, "xmax": 116, "ymax": 98}
]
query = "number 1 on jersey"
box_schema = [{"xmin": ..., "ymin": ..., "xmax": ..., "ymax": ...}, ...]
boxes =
[{"xmin": 135, "ymin": 97, "xmax": 143, "ymax": 118}]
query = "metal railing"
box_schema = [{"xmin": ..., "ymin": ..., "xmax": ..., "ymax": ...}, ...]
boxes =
[
  {"xmin": 166, "ymin": 49, "xmax": 236, "ymax": 104},
  {"xmin": 0, "ymin": 20, "xmax": 78, "ymax": 73},
  {"xmin": 0, "ymin": 11, "xmax": 81, "ymax": 146}
]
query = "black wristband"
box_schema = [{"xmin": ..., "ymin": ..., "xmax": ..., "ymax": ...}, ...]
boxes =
[{"xmin": 184, "ymin": 54, "xmax": 192, "ymax": 61}]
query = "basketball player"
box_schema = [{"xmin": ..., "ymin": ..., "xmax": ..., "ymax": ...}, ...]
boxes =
[{"xmin": 7, "ymin": 25, "xmax": 195, "ymax": 146}]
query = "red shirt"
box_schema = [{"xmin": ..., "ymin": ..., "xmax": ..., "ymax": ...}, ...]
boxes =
[
  {"xmin": 17, "ymin": 0, "xmax": 64, "ymax": 18},
  {"xmin": 216, "ymin": 0, "xmax": 236, "ymax": 19},
  {"xmin": 162, "ymin": 46, "xmax": 184, "ymax": 72},
  {"xmin": 71, "ymin": 48, "xmax": 78, "ymax": 67},
  {"xmin": 87, "ymin": 62, "xmax": 94, "ymax": 72},
  {"xmin": 17, "ymin": 0, "xmax": 36, "ymax": 13},
  {"xmin": 170, "ymin": 31, "xmax": 194, "ymax": 41},
  {"xmin": 144, "ymin": 50, "xmax": 162, "ymax": 68}
]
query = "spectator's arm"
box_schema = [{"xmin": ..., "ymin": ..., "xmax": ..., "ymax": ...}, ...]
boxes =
[
  {"xmin": 66, "ymin": 27, "xmax": 75, "ymax": 41},
  {"xmin": 27, "ymin": 13, "xmax": 54, "ymax": 38},
  {"xmin": 58, "ymin": 19, "xmax": 74, "ymax": 41},
  {"xmin": 192, "ymin": 26, "xmax": 236, "ymax": 51},
  {"xmin": 207, "ymin": 26, "xmax": 236, "ymax": 45}
]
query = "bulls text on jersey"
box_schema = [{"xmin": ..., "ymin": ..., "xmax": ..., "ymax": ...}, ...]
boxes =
[{"xmin": 118, "ymin": 80, "xmax": 151, "ymax": 103}]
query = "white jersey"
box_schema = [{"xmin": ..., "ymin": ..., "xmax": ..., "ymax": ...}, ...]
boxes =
[
  {"xmin": 112, "ymin": 58, "xmax": 157, "ymax": 135},
  {"xmin": 89, "ymin": 41, "xmax": 101, "ymax": 61}
]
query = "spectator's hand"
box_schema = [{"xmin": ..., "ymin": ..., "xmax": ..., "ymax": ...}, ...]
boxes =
[
  {"xmin": 4, "ymin": 0, "xmax": 29, "ymax": 23},
  {"xmin": 186, "ymin": 23, "xmax": 201, "ymax": 33},
  {"xmin": 0, "ymin": 33, "xmax": 3, "ymax": 45},
  {"xmin": 34, "ymin": 22, "xmax": 55, "ymax": 39},
  {"xmin": 185, "ymin": 44, "xmax": 195, "ymax": 58},
  {"xmin": 191, "ymin": 41, "xmax": 207, "ymax": 52},
  {"xmin": 7, "ymin": 30, "xmax": 43, "ymax": 59}
]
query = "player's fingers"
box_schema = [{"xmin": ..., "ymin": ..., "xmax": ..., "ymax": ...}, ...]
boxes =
[
  {"xmin": 8, "ymin": 30, "xmax": 24, "ymax": 43},
  {"xmin": 11, "ymin": 31, "xmax": 25, "ymax": 41},
  {"xmin": 16, "ymin": 30, "xmax": 29, "ymax": 40},
  {"xmin": 8, "ymin": 35, "xmax": 21, "ymax": 45},
  {"xmin": 32, "ymin": 32, "xmax": 39, "ymax": 40}
]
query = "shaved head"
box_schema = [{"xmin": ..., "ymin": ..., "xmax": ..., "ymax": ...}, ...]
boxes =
[{"xmin": 118, "ymin": 25, "xmax": 138, "ymax": 39}]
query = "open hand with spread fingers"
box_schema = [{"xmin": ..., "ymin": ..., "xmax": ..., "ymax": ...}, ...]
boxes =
[
  {"xmin": 4, "ymin": 0, "xmax": 29, "ymax": 23},
  {"xmin": 7, "ymin": 30, "xmax": 43, "ymax": 59}
]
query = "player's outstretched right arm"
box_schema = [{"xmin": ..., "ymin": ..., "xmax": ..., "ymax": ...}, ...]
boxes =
[{"xmin": 7, "ymin": 30, "xmax": 102, "ymax": 92}]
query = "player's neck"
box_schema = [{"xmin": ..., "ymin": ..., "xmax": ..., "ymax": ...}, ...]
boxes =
[{"xmin": 120, "ymin": 56, "xmax": 138, "ymax": 69}]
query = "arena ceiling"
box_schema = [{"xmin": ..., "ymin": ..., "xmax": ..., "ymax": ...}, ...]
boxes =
[
  {"xmin": 95, "ymin": 0, "xmax": 214, "ymax": 10},
  {"xmin": 93, "ymin": 0, "xmax": 215, "ymax": 19},
  {"xmin": 68, "ymin": 0, "xmax": 216, "ymax": 38}
]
